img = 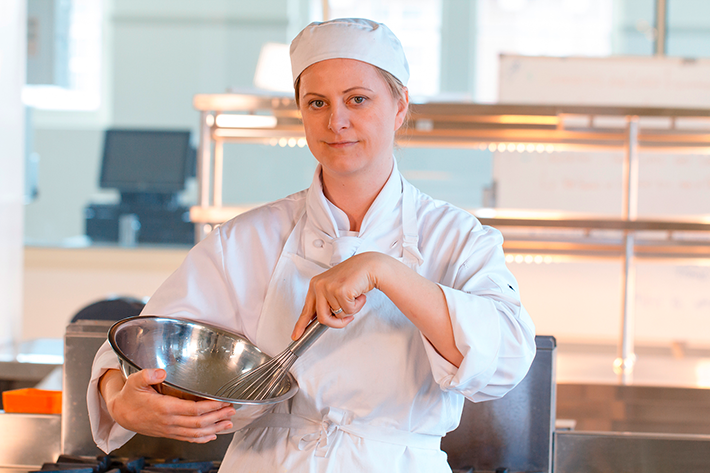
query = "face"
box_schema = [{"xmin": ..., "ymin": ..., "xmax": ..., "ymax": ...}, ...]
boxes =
[{"xmin": 297, "ymin": 58, "xmax": 408, "ymax": 184}]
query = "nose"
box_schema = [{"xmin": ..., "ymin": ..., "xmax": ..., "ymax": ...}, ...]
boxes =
[{"xmin": 328, "ymin": 103, "xmax": 350, "ymax": 133}]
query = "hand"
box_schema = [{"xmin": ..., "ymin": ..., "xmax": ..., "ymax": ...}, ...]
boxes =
[
  {"xmin": 100, "ymin": 368, "xmax": 236, "ymax": 443},
  {"xmin": 290, "ymin": 250, "xmax": 463, "ymax": 367},
  {"xmin": 292, "ymin": 252, "xmax": 386, "ymax": 339}
]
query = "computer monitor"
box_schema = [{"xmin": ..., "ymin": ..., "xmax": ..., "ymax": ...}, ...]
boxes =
[{"xmin": 100, "ymin": 129, "xmax": 192, "ymax": 194}]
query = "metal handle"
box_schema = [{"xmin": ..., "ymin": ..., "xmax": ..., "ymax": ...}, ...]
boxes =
[{"xmin": 288, "ymin": 318, "xmax": 328, "ymax": 357}]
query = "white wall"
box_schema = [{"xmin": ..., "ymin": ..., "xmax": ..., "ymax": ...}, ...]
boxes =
[
  {"xmin": 22, "ymin": 247, "xmax": 187, "ymax": 339},
  {"xmin": 0, "ymin": 0, "xmax": 26, "ymax": 346}
]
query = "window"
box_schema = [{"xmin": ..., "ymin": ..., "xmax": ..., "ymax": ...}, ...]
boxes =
[
  {"xmin": 476, "ymin": 0, "xmax": 613, "ymax": 102},
  {"xmin": 323, "ymin": 0, "xmax": 443, "ymax": 97},
  {"xmin": 23, "ymin": 0, "xmax": 102, "ymax": 111}
]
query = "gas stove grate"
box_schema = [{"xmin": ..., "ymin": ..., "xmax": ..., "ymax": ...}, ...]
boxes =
[{"xmin": 32, "ymin": 455, "xmax": 219, "ymax": 473}]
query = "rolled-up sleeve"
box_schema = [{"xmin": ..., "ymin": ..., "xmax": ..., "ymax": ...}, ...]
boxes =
[
  {"xmin": 421, "ymin": 226, "xmax": 536, "ymax": 402},
  {"xmin": 86, "ymin": 225, "xmax": 241, "ymax": 452},
  {"xmin": 87, "ymin": 341, "xmax": 137, "ymax": 453}
]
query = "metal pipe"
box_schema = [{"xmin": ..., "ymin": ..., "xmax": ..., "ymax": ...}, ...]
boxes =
[
  {"xmin": 212, "ymin": 140, "xmax": 223, "ymax": 208},
  {"xmin": 618, "ymin": 232, "xmax": 637, "ymax": 385},
  {"xmin": 621, "ymin": 117, "xmax": 639, "ymax": 221},
  {"xmin": 617, "ymin": 117, "xmax": 639, "ymax": 384},
  {"xmin": 196, "ymin": 111, "xmax": 213, "ymax": 242},
  {"xmin": 655, "ymin": 0, "xmax": 668, "ymax": 56}
]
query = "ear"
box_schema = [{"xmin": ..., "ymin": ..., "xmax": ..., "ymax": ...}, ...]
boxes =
[{"xmin": 393, "ymin": 87, "xmax": 409, "ymax": 131}]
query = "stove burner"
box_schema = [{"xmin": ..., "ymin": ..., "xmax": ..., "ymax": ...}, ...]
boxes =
[{"xmin": 33, "ymin": 455, "xmax": 219, "ymax": 473}]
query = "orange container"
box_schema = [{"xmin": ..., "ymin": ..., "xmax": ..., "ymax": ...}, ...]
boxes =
[{"xmin": 2, "ymin": 388, "xmax": 62, "ymax": 414}]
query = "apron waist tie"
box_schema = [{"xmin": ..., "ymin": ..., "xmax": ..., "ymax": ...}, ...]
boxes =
[{"xmin": 246, "ymin": 408, "xmax": 441, "ymax": 458}]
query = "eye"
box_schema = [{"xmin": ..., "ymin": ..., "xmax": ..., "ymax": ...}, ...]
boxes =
[
  {"xmin": 352, "ymin": 96, "xmax": 366, "ymax": 104},
  {"xmin": 309, "ymin": 99, "xmax": 325, "ymax": 109}
]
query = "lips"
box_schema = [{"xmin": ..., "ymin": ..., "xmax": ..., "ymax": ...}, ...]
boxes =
[{"xmin": 325, "ymin": 140, "xmax": 358, "ymax": 148}]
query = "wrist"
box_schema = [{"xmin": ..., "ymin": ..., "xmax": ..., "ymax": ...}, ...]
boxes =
[
  {"xmin": 370, "ymin": 252, "xmax": 400, "ymax": 293},
  {"xmin": 98, "ymin": 369, "xmax": 124, "ymax": 408}
]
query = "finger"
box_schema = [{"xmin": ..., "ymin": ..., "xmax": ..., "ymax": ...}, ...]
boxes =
[
  {"xmin": 352, "ymin": 293, "xmax": 367, "ymax": 313},
  {"xmin": 292, "ymin": 284, "xmax": 317, "ymax": 340},
  {"xmin": 315, "ymin": 291, "xmax": 351, "ymax": 329},
  {"xmin": 184, "ymin": 400, "xmax": 235, "ymax": 417},
  {"xmin": 324, "ymin": 293, "xmax": 345, "ymax": 318},
  {"xmin": 170, "ymin": 406, "xmax": 236, "ymax": 429},
  {"xmin": 169, "ymin": 425, "xmax": 222, "ymax": 443},
  {"xmin": 171, "ymin": 416, "xmax": 233, "ymax": 439},
  {"xmin": 125, "ymin": 369, "xmax": 165, "ymax": 392}
]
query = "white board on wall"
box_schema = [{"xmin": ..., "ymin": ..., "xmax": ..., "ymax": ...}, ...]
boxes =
[
  {"xmin": 494, "ymin": 55, "xmax": 710, "ymax": 349},
  {"xmin": 495, "ymin": 53, "xmax": 710, "ymax": 217},
  {"xmin": 498, "ymin": 54, "xmax": 710, "ymax": 108}
]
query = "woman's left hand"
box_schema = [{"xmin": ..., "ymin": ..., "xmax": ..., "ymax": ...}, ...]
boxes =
[{"xmin": 291, "ymin": 252, "xmax": 384, "ymax": 339}]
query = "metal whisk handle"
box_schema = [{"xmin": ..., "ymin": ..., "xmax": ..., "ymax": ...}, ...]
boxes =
[{"xmin": 289, "ymin": 319, "xmax": 328, "ymax": 357}]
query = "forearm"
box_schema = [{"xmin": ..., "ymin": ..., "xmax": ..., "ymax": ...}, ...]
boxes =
[
  {"xmin": 374, "ymin": 255, "xmax": 463, "ymax": 367},
  {"xmin": 98, "ymin": 369, "xmax": 125, "ymax": 409}
]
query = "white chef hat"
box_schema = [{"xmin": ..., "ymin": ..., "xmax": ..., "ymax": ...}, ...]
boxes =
[{"xmin": 290, "ymin": 18, "xmax": 410, "ymax": 86}]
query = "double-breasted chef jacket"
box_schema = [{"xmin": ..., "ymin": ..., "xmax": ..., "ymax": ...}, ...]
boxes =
[{"xmin": 88, "ymin": 159, "xmax": 536, "ymax": 472}]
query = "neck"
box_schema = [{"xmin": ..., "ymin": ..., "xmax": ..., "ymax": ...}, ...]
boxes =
[{"xmin": 321, "ymin": 159, "xmax": 394, "ymax": 232}]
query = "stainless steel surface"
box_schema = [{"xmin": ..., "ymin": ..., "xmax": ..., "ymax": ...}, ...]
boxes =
[
  {"xmin": 109, "ymin": 316, "xmax": 298, "ymax": 429},
  {"xmin": 554, "ymin": 430, "xmax": 710, "ymax": 473},
  {"xmin": 441, "ymin": 336, "xmax": 556, "ymax": 473},
  {"xmin": 557, "ymin": 383, "xmax": 710, "ymax": 435},
  {"xmin": 217, "ymin": 319, "xmax": 327, "ymax": 400},
  {"xmin": 62, "ymin": 319, "xmax": 235, "ymax": 459},
  {"xmin": 0, "ymin": 413, "xmax": 60, "ymax": 470}
]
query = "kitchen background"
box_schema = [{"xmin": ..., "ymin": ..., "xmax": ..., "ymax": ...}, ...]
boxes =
[{"xmin": 3, "ymin": 0, "xmax": 710, "ymax": 388}]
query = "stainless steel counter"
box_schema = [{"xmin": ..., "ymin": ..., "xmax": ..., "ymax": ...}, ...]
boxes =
[
  {"xmin": 0, "ymin": 413, "xmax": 60, "ymax": 470},
  {"xmin": 0, "ymin": 339, "xmax": 63, "ymax": 386},
  {"xmin": 554, "ymin": 430, "xmax": 710, "ymax": 473}
]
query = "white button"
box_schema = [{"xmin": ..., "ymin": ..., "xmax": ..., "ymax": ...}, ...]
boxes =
[{"xmin": 313, "ymin": 239, "xmax": 324, "ymax": 248}]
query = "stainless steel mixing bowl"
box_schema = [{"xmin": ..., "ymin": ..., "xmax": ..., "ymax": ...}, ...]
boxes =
[{"xmin": 108, "ymin": 315, "xmax": 298, "ymax": 432}]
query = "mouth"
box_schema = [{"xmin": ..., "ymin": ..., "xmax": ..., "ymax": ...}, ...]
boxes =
[{"xmin": 325, "ymin": 140, "xmax": 358, "ymax": 148}]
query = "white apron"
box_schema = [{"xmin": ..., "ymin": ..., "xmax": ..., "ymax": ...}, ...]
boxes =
[{"xmin": 219, "ymin": 178, "xmax": 453, "ymax": 473}]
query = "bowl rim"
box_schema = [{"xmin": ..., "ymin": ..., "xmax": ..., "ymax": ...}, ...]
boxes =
[{"xmin": 108, "ymin": 315, "xmax": 298, "ymax": 406}]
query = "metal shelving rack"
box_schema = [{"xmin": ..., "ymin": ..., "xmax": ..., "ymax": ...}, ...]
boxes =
[{"xmin": 192, "ymin": 93, "xmax": 710, "ymax": 384}]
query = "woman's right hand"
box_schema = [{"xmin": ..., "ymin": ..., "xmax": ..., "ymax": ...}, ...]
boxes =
[{"xmin": 99, "ymin": 368, "xmax": 236, "ymax": 443}]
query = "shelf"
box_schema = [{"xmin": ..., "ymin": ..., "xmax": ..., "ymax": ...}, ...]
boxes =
[
  {"xmin": 191, "ymin": 92, "xmax": 710, "ymax": 385},
  {"xmin": 190, "ymin": 205, "xmax": 710, "ymax": 260},
  {"xmin": 193, "ymin": 93, "xmax": 710, "ymax": 152}
]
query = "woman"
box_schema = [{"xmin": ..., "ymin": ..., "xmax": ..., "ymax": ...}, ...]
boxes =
[{"xmin": 89, "ymin": 18, "xmax": 536, "ymax": 472}]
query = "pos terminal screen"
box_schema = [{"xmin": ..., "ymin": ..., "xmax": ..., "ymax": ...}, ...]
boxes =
[{"xmin": 100, "ymin": 129, "xmax": 191, "ymax": 193}]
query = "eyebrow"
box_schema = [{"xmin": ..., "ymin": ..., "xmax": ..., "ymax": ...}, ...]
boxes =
[{"xmin": 302, "ymin": 87, "xmax": 375, "ymax": 98}]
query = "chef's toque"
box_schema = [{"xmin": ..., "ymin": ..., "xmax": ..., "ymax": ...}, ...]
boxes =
[{"xmin": 289, "ymin": 18, "xmax": 410, "ymax": 86}]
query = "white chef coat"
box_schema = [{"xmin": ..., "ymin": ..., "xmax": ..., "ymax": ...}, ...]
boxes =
[{"xmin": 87, "ymin": 159, "xmax": 536, "ymax": 469}]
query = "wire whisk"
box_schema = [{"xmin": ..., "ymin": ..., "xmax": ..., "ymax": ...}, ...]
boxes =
[{"xmin": 216, "ymin": 319, "xmax": 328, "ymax": 401}]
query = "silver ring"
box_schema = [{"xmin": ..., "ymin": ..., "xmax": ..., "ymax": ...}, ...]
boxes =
[{"xmin": 331, "ymin": 307, "xmax": 343, "ymax": 316}]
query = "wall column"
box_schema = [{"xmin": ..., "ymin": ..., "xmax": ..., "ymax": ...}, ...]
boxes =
[{"xmin": 0, "ymin": 0, "xmax": 27, "ymax": 345}]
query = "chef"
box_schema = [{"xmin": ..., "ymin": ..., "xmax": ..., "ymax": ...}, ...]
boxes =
[{"xmin": 88, "ymin": 18, "xmax": 536, "ymax": 472}]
